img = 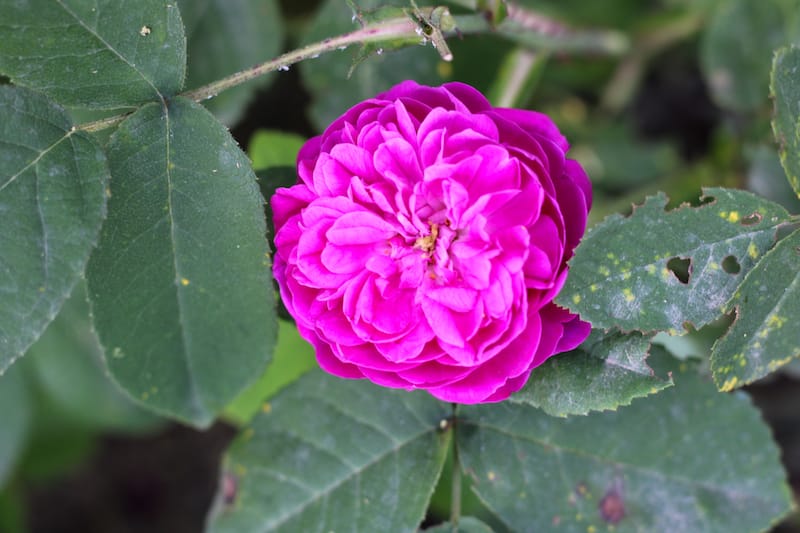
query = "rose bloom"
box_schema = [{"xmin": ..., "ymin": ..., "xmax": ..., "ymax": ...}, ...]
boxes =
[{"xmin": 272, "ymin": 81, "xmax": 591, "ymax": 403}]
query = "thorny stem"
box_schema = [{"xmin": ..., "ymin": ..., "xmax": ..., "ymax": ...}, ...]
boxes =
[
  {"xmin": 450, "ymin": 403, "xmax": 462, "ymax": 531},
  {"xmin": 76, "ymin": 3, "xmax": 628, "ymax": 133}
]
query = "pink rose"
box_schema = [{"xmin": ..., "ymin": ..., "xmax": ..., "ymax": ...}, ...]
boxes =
[{"xmin": 271, "ymin": 81, "xmax": 591, "ymax": 403}]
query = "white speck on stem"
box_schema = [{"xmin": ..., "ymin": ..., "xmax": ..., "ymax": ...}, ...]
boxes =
[{"xmin": 278, "ymin": 64, "xmax": 290, "ymax": 71}]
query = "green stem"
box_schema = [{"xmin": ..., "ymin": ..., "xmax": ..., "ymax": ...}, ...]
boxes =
[
  {"xmin": 76, "ymin": 4, "xmax": 627, "ymax": 133},
  {"xmin": 450, "ymin": 403, "xmax": 462, "ymax": 531},
  {"xmin": 182, "ymin": 18, "xmax": 420, "ymax": 103}
]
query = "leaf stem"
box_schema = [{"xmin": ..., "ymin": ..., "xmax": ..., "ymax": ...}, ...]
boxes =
[{"xmin": 450, "ymin": 403, "xmax": 462, "ymax": 531}]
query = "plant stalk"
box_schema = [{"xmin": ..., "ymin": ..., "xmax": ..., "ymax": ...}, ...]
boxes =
[
  {"xmin": 76, "ymin": 4, "xmax": 628, "ymax": 133},
  {"xmin": 450, "ymin": 403, "xmax": 462, "ymax": 531}
]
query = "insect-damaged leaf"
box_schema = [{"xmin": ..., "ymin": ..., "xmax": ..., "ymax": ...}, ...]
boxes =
[
  {"xmin": 558, "ymin": 188, "xmax": 790, "ymax": 333},
  {"xmin": 87, "ymin": 97, "xmax": 275, "ymax": 427},
  {"xmin": 711, "ymin": 228, "xmax": 800, "ymax": 391},
  {"xmin": 511, "ymin": 330, "xmax": 671, "ymax": 416},
  {"xmin": 207, "ymin": 371, "xmax": 451, "ymax": 533}
]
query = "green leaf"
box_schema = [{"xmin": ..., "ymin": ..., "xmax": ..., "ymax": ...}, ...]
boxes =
[
  {"xmin": 86, "ymin": 97, "xmax": 276, "ymax": 427},
  {"xmin": 25, "ymin": 282, "xmax": 159, "ymax": 432},
  {"xmin": 424, "ymin": 517, "xmax": 495, "ymax": 532},
  {"xmin": 711, "ymin": 228, "xmax": 800, "ymax": 391},
  {"xmin": 0, "ymin": 0, "xmax": 186, "ymax": 109},
  {"xmin": 701, "ymin": 0, "xmax": 800, "ymax": 111},
  {"xmin": 300, "ymin": 0, "xmax": 446, "ymax": 130},
  {"xmin": 559, "ymin": 187, "xmax": 790, "ymax": 333},
  {"xmin": 510, "ymin": 330, "xmax": 672, "ymax": 416},
  {"xmin": 771, "ymin": 45, "xmax": 800, "ymax": 199},
  {"xmin": 459, "ymin": 356, "xmax": 794, "ymax": 532},
  {"xmin": 178, "ymin": 0, "xmax": 283, "ymax": 125},
  {"xmin": 223, "ymin": 320, "xmax": 317, "ymax": 426},
  {"xmin": 0, "ymin": 86, "xmax": 108, "ymax": 372},
  {"xmin": 247, "ymin": 130, "xmax": 306, "ymax": 170},
  {"xmin": 0, "ymin": 365, "xmax": 30, "ymax": 487},
  {"xmin": 746, "ymin": 144, "xmax": 800, "ymax": 212},
  {"xmin": 207, "ymin": 371, "xmax": 451, "ymax": 533}
]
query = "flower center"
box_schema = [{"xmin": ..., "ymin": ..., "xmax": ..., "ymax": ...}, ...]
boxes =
[{"xmin": 414, "ymin": 222, "xmax": 439, "ymax": 253}]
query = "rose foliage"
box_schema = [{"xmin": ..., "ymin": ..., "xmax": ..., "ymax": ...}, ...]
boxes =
[{"xmin": 272, "ymin": 81, "xmax": 592, "ymax": 403}]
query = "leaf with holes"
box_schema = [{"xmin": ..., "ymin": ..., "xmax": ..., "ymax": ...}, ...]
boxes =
[
  {"xmin": 0, "ymin": 86, "xmax": 108, "ymax": 371},
  {"xmin": 178, "ymin": 0, "xmax": 283, "ymax": 125},
  {"xmin": 558, "ymin": 188, "xmax": 790, "ymax": 333},
  {"xmin": 771, "ymin": 44, "xmax": 800, "ymax": 199},
  {"xmin": 711, "ymin": 228, "xmax": 800, "ymax": 391},
  {"xmin": 86, "ymin": 97, "xmax": 275, "ymax": 427},
  {"xmin": 206, "ymin": 370, "xmax": 451, "ymax": 533},
  {"xmin": 510, "ymin": 330, "xmax": 671, "ymax": 416},
  {"xmin": 459, "ymin": 355, "xmax": 794, "ymax": 532},
  {"xmin": 0, "ymin": 0, "xmax": 186, "ymax": 109}
]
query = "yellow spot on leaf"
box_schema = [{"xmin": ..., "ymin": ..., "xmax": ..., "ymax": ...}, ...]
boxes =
[
  {"xmin": 590, "ymin": 284, "xmax": 599, "ymax": 292},
  {"xmin": 180, "ymin": 277, "xmax": 190, "ymax": 286},
  {"xmin": 622, "ymin": 288, "xmax": 634, "ymax": 303},
  {"xmin": 768, "ymin": 355, "xmax": 796, "ymax": 371},
  {"xmin": 727, "ymin": 211, "xmax": 740, "ymax": 223},
  {"xmin": 748, "ymin": 242, "xmax": 758, "ymax": 259},
  {"xmin": 720, "ymin": 376, "xmax": 739, "ymax": 391},
  {"xmin": 488, "ymin": 471, "xmax": 496, "ymax": 481},
  {"xmin": 766, "ymin": 315, "xmax": 786, "ymax": 328},
  {"xmin": 598, "ymin": 266, "xmax": 610, "ymax": 277},
  {"xmin": 588, "ymin": 526, "xmax": 597, "ymax": 533},
  {"xmin": 262, "ymin": 402, "xmax": 272, "ymax": 414},
  {"xmin": 646, "ymin": 264, "xmax": 656, "ymax": 275},
  {"xmin": 572, "ymin": 294, "xmax": 582, "ymax": 305},
  {"xmin": 708, "ymin": 261, "xmax": 719, "ymax": 271}
]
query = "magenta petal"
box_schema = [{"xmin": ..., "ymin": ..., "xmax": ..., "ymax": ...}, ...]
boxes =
[{"xmin": 272, "ymin": 80, "xmax": 591, "ymax": 405}]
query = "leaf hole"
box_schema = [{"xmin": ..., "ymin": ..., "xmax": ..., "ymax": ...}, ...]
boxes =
[
  {"xmin": 666, "ymin": 256, "xmax": 691, "ymax": 284},
  {"xmin": 721, "ymin": 255, "xmax": 741, "ymax": 274},
  {"xmin": 740, "ymin": 212, "xmax": 762, "ymax": 226}
]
